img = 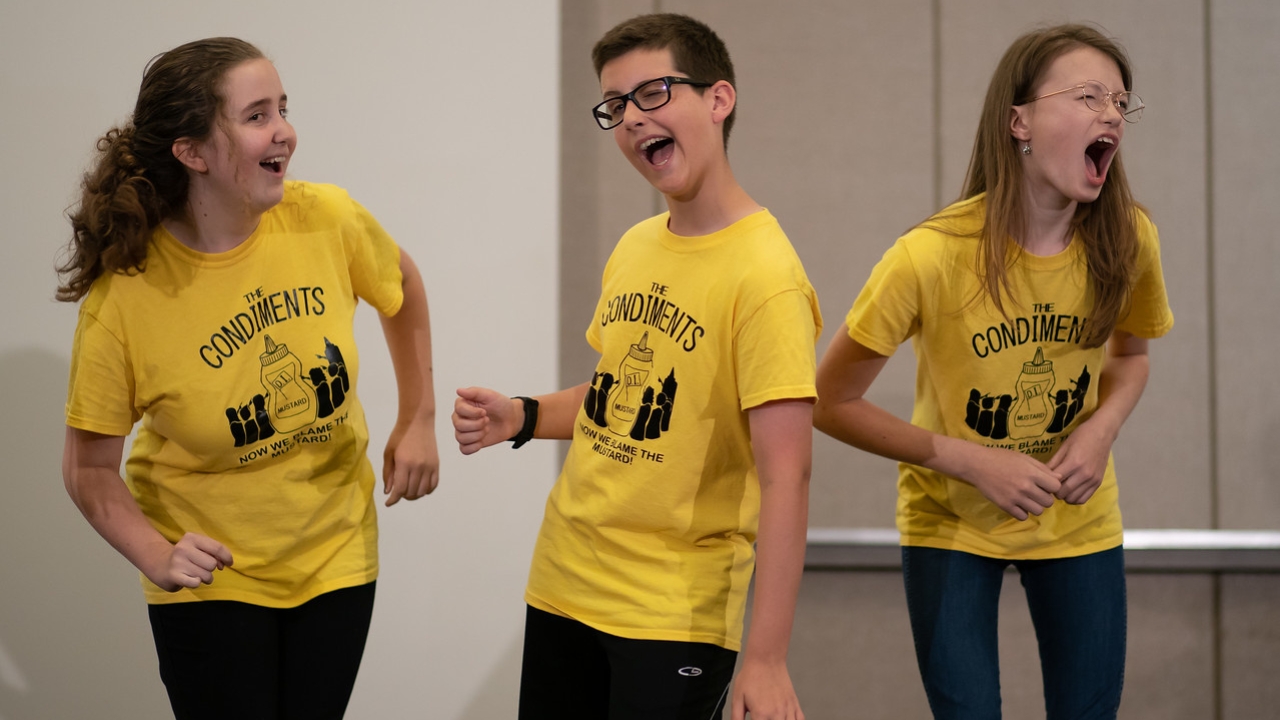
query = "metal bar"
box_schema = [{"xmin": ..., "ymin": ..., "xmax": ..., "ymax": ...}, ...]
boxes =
[{"xmin": 805, "ymin": 528, "xmax": 1280, "ymax": 572}]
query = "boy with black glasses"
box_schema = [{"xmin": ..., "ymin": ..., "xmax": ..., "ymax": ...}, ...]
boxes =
[{"xmin": 453, "ymin": 13, "xmax": 819, "ymax": 720}]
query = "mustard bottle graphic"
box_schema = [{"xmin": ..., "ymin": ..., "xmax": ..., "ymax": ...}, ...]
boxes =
[
  {"xmin": 606, "ymin": 332, "xmax": 654, "ymax": 436},
  {"xmin": 1008, "ymin": 346, "xmax": 1056, "ymax": 440},
  {"xmin": 259, "ymin": 335, "xmax": 318, "ymax": 433}
]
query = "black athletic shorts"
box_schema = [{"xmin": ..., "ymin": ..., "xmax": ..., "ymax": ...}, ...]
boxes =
[
  {"xmin": 518, "ymin": 604, "xmax": 738, "ymax": 720},
  {"xmin": 147, "ymin": 581, "xmax": 375, "ymax": 720}
]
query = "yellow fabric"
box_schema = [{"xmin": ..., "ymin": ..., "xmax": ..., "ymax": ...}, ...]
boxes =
[
  {"xmin": 526, "ymin": 210, "xmax": 822, "ymax": 651},
  {"xmin": 66, "ymin": 181, "xmax": 403, "ymax": 607},
  {"xmin": 847, "ymin": 194, "xmax": 1173, "ymax": 559}
]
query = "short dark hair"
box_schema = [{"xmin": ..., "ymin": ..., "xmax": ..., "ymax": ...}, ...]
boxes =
[{"xmin": 592, "ymin": 13, "xmax": 737, "ymax": 146}]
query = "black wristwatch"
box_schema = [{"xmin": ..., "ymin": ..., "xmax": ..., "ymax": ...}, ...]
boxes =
[{"xmin": 509, "ymin": 396, "xmax": 539, "ymax": 449}]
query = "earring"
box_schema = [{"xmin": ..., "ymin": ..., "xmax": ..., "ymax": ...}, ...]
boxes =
[{"xmin": 1022, "ymin": 142, "xmax": 1032, "ymax": 155}]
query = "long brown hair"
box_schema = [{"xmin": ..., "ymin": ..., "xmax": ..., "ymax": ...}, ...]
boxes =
[
  {"xmin": 56, "ymin": 37, "xmax": 264, "ymax": 302},
  {"xmin": 936, "ymin": 24, "xmax": 1141, "ymax": 348}
]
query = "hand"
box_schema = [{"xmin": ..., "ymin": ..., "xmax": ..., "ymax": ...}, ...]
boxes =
[
  {"xmin": 383, "ymin": 415, "xmax": 440, "ymax": 506},
  {"xmin": 148, "ymin": 532, "xmax": 233, "ymax": 592},
  {"xmin": 452, "ymin": 387, "xmax": 521, "ymax": 455},
  {"xmin": 731, "ymin": 657, "xmax": 804, "ymax": 720},
  {"xmin": 1047, "ymin": 419, "xmax": 1116, "ymax": 505},
  {"xmin": 961, "ymin": 445, "xmax": 1062, "ymax": 521}
]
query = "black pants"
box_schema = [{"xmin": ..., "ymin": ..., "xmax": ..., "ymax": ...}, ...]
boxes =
[
  {"xmin": 147, "ymin": 581, "xmax": 376, "ymax": 720},
  {"xmin": 519, "ymin": 605, "xmax": 738, "ymax": 720}
]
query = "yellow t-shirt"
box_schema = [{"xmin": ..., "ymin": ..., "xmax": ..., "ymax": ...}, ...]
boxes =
[
  {"xmin": 526, "ymin": 210, "xmax": 822, "ymax": 651},
  {"xmin": 66, "ymin": 181, "xmax": 404, "ymax": 607},
  {"xmin": 847, "ymin": 194, "xmax": 1173, "ymax": 559}
]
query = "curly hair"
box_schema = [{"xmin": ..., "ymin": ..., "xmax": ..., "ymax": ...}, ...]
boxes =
[{"xmin": 57, "ymin": 37, "xmax": 264, "ymax": 302}]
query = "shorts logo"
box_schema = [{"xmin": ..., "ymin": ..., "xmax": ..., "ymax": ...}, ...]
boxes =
[{"xmin": 677, "ymin": 667, "xmax": 702, "ymax": 677}]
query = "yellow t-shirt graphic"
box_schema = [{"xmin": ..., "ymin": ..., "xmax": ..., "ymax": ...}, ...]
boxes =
[
  {"xmin": 256, "ymin": 334, "xmax": 318, "ymax": 433},
  {"xmin": 526, "ymin": 209, "xmax": 822, "ymax": 651},
  {"xmin": 963, "ymin": 345, "xmax": 1091, "ymax": 442},
  {"xmin": 847, "ymin": 194, "xmax": 1174, "ymax": 559},
  {"xmin": 66, "ymin": 181, "xmax": 404, "ymax": 607},
  {"xmin": 583, "ymin": 329, "xmax": 681, "ymax": 443}
]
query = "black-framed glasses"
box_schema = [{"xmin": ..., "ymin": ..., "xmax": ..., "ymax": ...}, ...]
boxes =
[
  {"xmin": 592, "ymin": 76, "xmax": 713, "ymax": 129},
  {"xmin": 1021, "ymin": 80, "xmax": 1145, "ymax": 123}
]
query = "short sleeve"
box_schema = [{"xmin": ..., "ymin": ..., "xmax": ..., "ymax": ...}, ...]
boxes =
[
  {"xmin": 735, "ymin": 289, "xmax": 820, "ymax": 410},
  {"xmin": 584, "ymin": 292, "xmax": 608, "ymax": 354},
  {"xmin": 65, "ymin": 305, "xmax": 138, "ymax": 436},
  {"xmin": 345, "ymin": 197, "xmax": 404, "ymax": 317},
  {"xmin": 1116, "ymin": 212, "xmax": 1174, "ymax": 339},
  {"xmin": 845, "ymin": 238, "xmax": 922, "ymax": 356},
  {"xmin": 585, "ymin": 242, "xmax": 624, "ymax": 354}
]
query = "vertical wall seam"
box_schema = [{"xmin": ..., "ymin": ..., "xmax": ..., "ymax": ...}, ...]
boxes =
[
  {"xmin": 652, "ymin": 0, "xmax": 664, "ymax": 217},
  {"xmin": 560, "ymin": 0, "xmax": 573, "ymax": 391},
  {"xmin": 932, "ymin": 0, "xmax": 942, "ymax": 209},
  {"xmin": 1204, "ymin": 5, "xmax": 1221, "ymax": 719},
  {"xmin": 1213, "ymin": 574, "xmax": 1223, "ymax": 720},
  {"xmin": 1204, "ymin": 0, "xmax": 1219, "ymax": 533}
]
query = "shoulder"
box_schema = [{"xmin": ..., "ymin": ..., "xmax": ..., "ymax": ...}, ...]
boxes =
[
  {"xmin": 731, "ymin": 214, "xmax": 820, "ymax": 326},
  {"xmin": 616, "ymin": 213, "xmax": 671, "ymax": 245},
  {"xmin": 737, "ymin": 210, "xmax": 794, "ymax": 250},
  {"xmin": 1132, "ymin": 205, "xmax": 1159, "ymax": 244},
  {"xmin": 74, "ymin": 273, "xmax": 131, "ymax": 344},
  {"xmin": 707, "ymin": 211, "xmax": 808, "ymax": 288},
  {"xmin": 284, "ymin": 180, "xmax": 352, "ymax": 206},
  {"xmin": 78, "ymin": 247, "xmax": 152, "ymax": 313},
  {"xmin": 605, "ymin": 213, "xmax": 674, "ymax": 275},
  {"xmin": 79, "ymin": 272, "xmax": 118, "ymax": 317},
  {"xmin": 906, "ymin": 196, "xmax": 983, "ymax": 247},
  {"xmin": 893, "ymin": 221, "xmax": 976, "ymax": 274},
  {"xmin": 1129, "ymin": 205, "xmax": 1165, "ymax": 266},
  {"xmin": 271, "ymin": 181, "xmax": 360, "ymax": 227}
]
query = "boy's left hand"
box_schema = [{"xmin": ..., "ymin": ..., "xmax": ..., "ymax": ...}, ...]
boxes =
[
  {"xmin": 1046, "ymin": 418, "xmax": 1116, "ymax": 505},
  {"xmin": 731, "ymin": 657, "xmax": 804, "ymax": 720},
  {"xmin": 382, "ymin": 416, "xmax": 440, "ymax": 506}
]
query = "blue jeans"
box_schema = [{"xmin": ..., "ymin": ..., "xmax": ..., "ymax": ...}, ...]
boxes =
[{"xmin": 902, "ymin": 546, "xmax": 1126, "ymax": 720}]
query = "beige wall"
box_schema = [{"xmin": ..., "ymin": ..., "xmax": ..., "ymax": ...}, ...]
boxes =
[
  {"xmin": 1, "ymin": 2, "xmax": 558, "ymax": 718},
  {"xmin": 560, "ymin": 1, "xmax": 1279, "ymax": 717}
]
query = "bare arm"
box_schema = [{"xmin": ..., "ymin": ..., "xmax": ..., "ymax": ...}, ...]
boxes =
[
  {"xmin": 453, "ymin": 383, "xmax": 589, "ymax": 454},
  {"xmin": 1048, "ymin": 330, "xmax": 1151, "ymax": 504},
  {"xmin": 732, "ymin": 399, "xmax": 812, "ymax": 720},
  {"xmin": 379, "ymin": 250, "xmax": 440, "ymax": 505},
  {"xmin": 62, "ymin": 427, "xmax": 232, "ymax": 591},
  {"xmin": 813, "ymin": 326, "xmax": 1061, "ymax": 520}
]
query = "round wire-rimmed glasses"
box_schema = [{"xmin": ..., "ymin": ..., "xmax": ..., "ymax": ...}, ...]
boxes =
[
  {"xmin": 1022, "ymin": 79, "xmax": 1145, "ymax": 123},
  {"xmin": 592, "ymin": 76, "xmax": 713, "ymax": 129}
]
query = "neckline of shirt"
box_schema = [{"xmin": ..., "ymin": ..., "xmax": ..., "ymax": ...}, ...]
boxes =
[
  {"xmin": 152, "ymin": 217, "xmax": 269, "ymax": 268},
  {"xmin": 1009, "ymin": 234, "xmax": 1082, "ymax": 271},
  {"xmin": 656, "ymin": 209, "xmax": 773, "ymax": 253}
]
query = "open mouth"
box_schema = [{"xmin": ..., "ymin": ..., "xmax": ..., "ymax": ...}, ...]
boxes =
[
  {"xmin": 260, "ymin": 156, "xmax": 287, "ymax": 174},
  {"xmin": 1084, "ymin": 137, "xmax": 1116, "ymax": 184},
  {"xmin": 640, "ymin": 137, "xmax": 674, "ymax": 166}
]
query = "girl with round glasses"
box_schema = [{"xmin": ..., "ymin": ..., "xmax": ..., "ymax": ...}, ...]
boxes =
[{"xmin": 815, "ymin": 24, "xmax": 1172, "ymax": 719}]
